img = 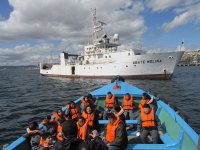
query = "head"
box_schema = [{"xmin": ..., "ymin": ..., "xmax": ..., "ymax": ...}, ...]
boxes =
[
  {"xmin": 108, "ymin": 113, "xmax": 117, "ymax": 125},
  {"xmin": 77, "ymin": 116, "xmax": 85, "ymax": 127},
  {"xmin": 142, "ymin": 93, "xmax": 151, "ymax": 100},
  {"xmin": 143, "ymin": 104, "xmax": 151, "ymax": 114},
  {"xmin": 44, "ymin": 115, "xmax": 51, "ymax": 123},
  {"xmin": 107, "ymin": 91, "xmax": 112, "ymax": 99},
  {"xmin": 85, "ymin": 105, "xmax": 92, "ymax": 114},
  {"xmin": 114, "ymin": 105, "xmax": 121, "ymax": 113},
  {"xmin": 87, "ymin": 94, "xmax": 93, "ymax": 100},
  {"xmin": 66, "ymin": 102, "xmax": 70, "ymax": 109},
  {"xmin": 84, "ymin": 96, "xmax": 89, "ymax": 102},
  {"xmin": 70, "ymin": 102, "xmax": 75, "ymax": 108},
  {"xmin": 28, "ymin": 121, "xmax": 38, "ymax": 130},
  {"xmin": 125, "ymin": 93, "xmax": 130, "ymax": 100},
  {"xmin": 56, "ymin": 109, "xmax": 63, "ymax": 116},
  {"xmin": 62, "ymin": 120, "xmax": 78, "ymax": 138},
  {"xmin": 42, "ymin": 133, "xmax": 52, "ymax": 144}
]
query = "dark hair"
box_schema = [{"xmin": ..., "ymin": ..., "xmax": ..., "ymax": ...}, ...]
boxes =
[
  {"xmin": 29, "ymin": 121, "xmax": 38, "ymax": 130},
  {"xmin": 85, "ymin": 104, "xmax": 93, "ymax": 113},
  {"xmin": 77, "ymin": 116, "xmax": 85, "ymax": 122},
  {"xmin": 142, "ymin": 93, "xmax": 151, "ymax": 100},
  {"xmin": 87, "ymin": 94, "xmax": 93, "ymax": 99},
  {"xmin": 46, "ymin": 115, "xmax": 51, "ymax": 120},
  {"xmin": 143, "ymin": 104, "xmax": 150, "ymax": 109},
  {"xmin": 62, "ymin": 120, "xmax": 78, "ymax": 138},
  {"xmin": 107, "ymin": 91, "xmax": 112, "ymax": 94},
  {"xmin": 56, "ymin": 108, "xmax": 62, "ymax": 114},
  {"xmin": 114, "ymin": 105, "xmax": 121, "ymax": 112},
  {"xmin": 107, "ymin": 113, "xmax": 116, "ymax": 119},
  {"xmin": 125, "ymin": 93, "xmax": 130, "ymax": 95},
  {"xmin": 42, "ymin": 133, "xmax": 52, "ymax": 140}
]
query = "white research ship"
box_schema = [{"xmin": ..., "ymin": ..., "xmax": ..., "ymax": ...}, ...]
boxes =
[{"xmin": 40, "ymin": 9, "xmax": 185, "ymax": 80}]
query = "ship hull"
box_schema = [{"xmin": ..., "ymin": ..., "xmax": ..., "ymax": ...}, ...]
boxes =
[
  {"xmin": 40, "ymin": 51, "xmax": 184, "ymax": 80},
  {"xmin": 40, "ymin": 73, "xmax": 172, "ymax": 80}
]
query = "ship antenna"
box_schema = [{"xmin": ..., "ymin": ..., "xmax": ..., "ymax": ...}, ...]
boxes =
[{"xmin": 91, "ymin": 8, "xmax": 97, "ymax": 43}]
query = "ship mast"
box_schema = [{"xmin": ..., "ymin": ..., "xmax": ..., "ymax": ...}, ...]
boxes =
[
  {"xmin": 91, "ymin": 8, "xmax": 106, "ymax": 44},
  {"xmin": 92, "ymin": 8, "xmax": 97, "ymax": 43}
]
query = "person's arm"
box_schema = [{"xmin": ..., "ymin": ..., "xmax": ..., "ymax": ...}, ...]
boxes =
[
  {"xmin": 65, "ymin": 108, "xmax": 70, "ymax": 117},
  {"xmin": 115, "ymin": 97, "xmax": 119, "ymax": 105},
  {"xmin": 94, "ymin": 96, "xmax": 98, "ymax": 106},
  {"xmin": 116, "ymin": 106, "xmax": 124, "ymax": 116},
  {"xmin": 26, "ymin": 128, "xmax": 38, "ymax": 135},
  {"xmin": 88, "ymin": 130, "xmax": 108, "ymax": 150},
  {"xmin": 80, "ymin": 103, "xmax": 84, "ymax": 111},
  {"xmin": 147, "ymin": 98, "xmax": 154, "ymax": 104}
]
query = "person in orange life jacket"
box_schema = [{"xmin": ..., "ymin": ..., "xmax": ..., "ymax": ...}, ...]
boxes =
[
  {"xmin": 136, "ymin": 104, "xmax": 164, "ymax": 144},
  {"xmin": 123, "ymin": 93, "xmax": 134, "ymax": 120},
  {"xmin": 76, "ymin": 116, "xmax": 92, "ymax": 142},
  {"xmin": 87, "ymin": 93, "xmax": 99, "ymax": 109},
  {"xmin": 56, "ymin": 118, "xmax": 65, "ymax": 142},
  {"xmin": 39, "ymin": 133, "xmax": 53, "ymax": 149},
  {"xmin": 64, "ymin": 102, "xmax": 71, "ymax": 120},
  {"xmin": 42, "ymin": 115, "xmax": 57, "ymax": 139},
  {"xmin": 82, "ymin": 105, "xmax": 96, "ymax": 129},
  {"xmin": 80, "ymin": 96, "xmax": 92, "ymax": 112},
  {"xmin": 103, "ymin": 91, "xmax": 118, "ymax": 120},
  {"xmin": 25, "ymin": 121, "xmax": 43, "ymax": 149},
  {"xmin": 138, "ymin": 93, "xmax": 156, "ymax": 109},
  {"xmin": 113, "ymin": 105, "xmax": 126, "ymax": 124},
  {"xmin": 52, "ymin": 120, "xmax": 108, "ymax": 150},
  {"xmin": 53, "ymin": 108, "xmax": 66, "ymax": 123},
  {"xmin": 68, "ymin": 101, "xmax": 80, "ymax": 122},
  {"xmin": 103, "ymin": 113, "xmax": 128, "ymax": 150}
]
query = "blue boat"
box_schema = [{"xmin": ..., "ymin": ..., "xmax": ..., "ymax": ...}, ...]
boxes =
[{"xmin": 3, "ymin": 79, "xmax": 199, "ymax": 150}]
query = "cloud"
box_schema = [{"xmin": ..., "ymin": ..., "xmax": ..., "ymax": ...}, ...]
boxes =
[
  {"xmin": 162, "ymin": 1, "xmax": 200, "ymax": 31},
  {"xmin": 0, "ymin": 42, "xmax": 59, "ymax": 66},
  {"xmin": 146, "ymin": 0, "xmax": 182, "ymax": 12},
  {"xmin": 0, "ymin": 13, "xmax": 4, "ymax": 20},
  {"xmin": 0, "ymin": 0, "xmax": 147, "ymax": 65},
  {"xmin": 0, "ymin": 0, "xmax": 146, "ymax": 42}
]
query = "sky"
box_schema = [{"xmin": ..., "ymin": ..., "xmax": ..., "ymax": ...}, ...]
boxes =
[{"xmin": 0, "ymin": 0, "xmax": 200, "ymax": 66}]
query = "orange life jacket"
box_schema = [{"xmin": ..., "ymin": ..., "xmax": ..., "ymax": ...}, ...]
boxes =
[
  {"xmin": 39, "ymin": 137, "xmax": 45, "ymax": 147},
  {"xmin": 123, "ymin": 95, "xmax": 134, "ymax": 110},
  {"xmin": 105, "ymin": 94, "xmax": 115, "ymax": 108},
  {"xmin": 140, "ymin": 107, "xmax": 156, "ymax": 127},
  {"xmin": 70, "ymin": 106, "xmax": 80, "ymax": 120},
  {"xmin": 81, "ymin": 99, "xmax": 90, "ymax": 107},
  {"xmin": 39, "ymin": 137, "xmax": 53, "ymax": 147},
  {"xmin": 105, "ymin": 117, "xmax": 123, "ymax": 142},
  {"xmin": 82, "ymin": 111, "xmax": 94, "ymax": 127},
  {"xmin": 56, "ymin": 124, "xmax": 63, "ymax": 141},
  {"xmin": 76, "ymin": 122, "xmax": 88, "ymax": 141},
  {"xmin": 138, "ymin": 99, "xmax": 148, "ymax": 109},
  {"xmin": 53, "ymin": 113, "xmax": 60, "ymax": 120},
  {"xmin": 41, "ymin": 119, "xmax": 56, "ymax": 125}
]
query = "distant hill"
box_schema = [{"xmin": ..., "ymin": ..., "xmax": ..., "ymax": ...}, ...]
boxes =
[{"xmin": 179, "ymin": 50, "xmax": 200, "ymax": 65}]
